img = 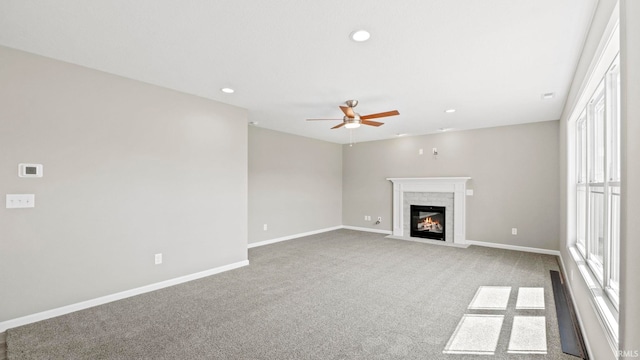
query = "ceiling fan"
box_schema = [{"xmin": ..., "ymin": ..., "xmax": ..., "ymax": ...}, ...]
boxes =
[{"xmin": 306, "ymin": 100, "xmax": 399, "ymax": 129}]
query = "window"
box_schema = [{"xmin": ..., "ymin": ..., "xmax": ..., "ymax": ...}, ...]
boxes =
[
  {"xmin": 567, "ymin": 7, "xmax": 619, "ymax": 349},
  {"xmin": 574, "ymin": 55, "xmax": 621, "ymax": 309}
]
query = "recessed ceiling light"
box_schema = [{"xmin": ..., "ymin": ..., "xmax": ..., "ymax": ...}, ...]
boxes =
[
  {"xmin": 350, "ymin": 30, "xmax": 370, "ymax": 42},
  {"xmin": 396, "ymin": 133, "xmax": 407, "ymax": 137},
  {"xmin": 444, "ymin": 109, "xmax": 456, "ymax": 113},
  {"xmin": 541, "ymin": 92, "xmax": 555, "ymax": 100},
  {"xmin": 221, "ymin": 87, "xmax": 235, "ymax": 94},
  {"xmin": 438, "ymin": 127, "xmax": 453, "ymax": 132},
  {"xmin": 249, "ymin": 121, "xmax": 259, "ymax": 126}
]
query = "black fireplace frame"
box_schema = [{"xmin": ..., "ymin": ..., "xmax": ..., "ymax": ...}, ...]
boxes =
[{"xmin": 410, "ymin": 205, "xmax": 446, "ymax": 241}]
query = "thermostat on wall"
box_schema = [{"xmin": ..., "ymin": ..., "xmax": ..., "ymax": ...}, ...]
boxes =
[{"xmin": 18, "ymin": 163, "xmax": 43, "ymax": 178}]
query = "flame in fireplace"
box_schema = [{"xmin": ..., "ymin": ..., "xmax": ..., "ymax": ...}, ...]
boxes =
[
  {"xmin": 421, "ymin": 217, "xmax": 442, "ymax": 231},
  {"xmin": 423, "ymin": 217, "xmax": 438, "ymax": 225}
]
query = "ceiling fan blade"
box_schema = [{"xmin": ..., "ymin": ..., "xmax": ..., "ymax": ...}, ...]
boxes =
[
  {"xmin": 339, "ymin": 106, "xmax": 356, "ymax": 118},
  {"xmin": 362, "ymin": 120, "xmax": 384, "ymax": 127},
  {"xmin": 331, "ymin": 122, "xmax": 346, "ymax": 129},
  {"xmin": 360, "ymin": 110, "xmax": 400, "ymax": 120},
  {"xmin": 306, "ymin": 118, "xmax": 342, "ymax": 121}
]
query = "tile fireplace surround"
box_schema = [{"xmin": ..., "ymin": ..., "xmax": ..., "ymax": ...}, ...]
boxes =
[{"xmin": 387, "ymin": 177, "xmax": 471, "ymax": 245}]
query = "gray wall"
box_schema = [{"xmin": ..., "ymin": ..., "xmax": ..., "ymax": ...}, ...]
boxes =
[
  {"xmin": 248, "ymin": 126, "xmax": 342, "ymax": 243},
  {"xmin": 0, "ymin": 46, "xmax": 248, "ymax": 322},
  {"xmin": 620, "ymin": 0, "xmax": 640, "ymax": 353},
  {"xmin": 342, "ymin": 120, "xmax": 560, "ymax": 250}
]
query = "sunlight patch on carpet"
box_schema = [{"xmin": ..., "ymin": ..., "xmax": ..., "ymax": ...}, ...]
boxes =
[
  {"xmin": 515, "ymin": 287, "xmax": 545, "ymax": 310},
  {"xmin": 507, "ymin": 316, "xmax": 547, "ymax": 354},
  {"xmin": 443, "ymin": 314, "xmax": 504, "ymax": 355},
  {"xmin": 467, "ymin": 286, "xmax": 511, "ymax": 310}
]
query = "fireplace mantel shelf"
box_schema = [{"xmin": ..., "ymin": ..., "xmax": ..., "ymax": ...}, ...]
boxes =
[
  {"xmin": 387, "ymin": 177, "xmax": 471, "ymax": 182},
  {"xmin": 387, "ymin": 177, "xmax": 471, "ymax": 244}
]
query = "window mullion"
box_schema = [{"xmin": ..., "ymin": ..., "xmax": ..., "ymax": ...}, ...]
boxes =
[
  {"xmin": 602, "ymin": 71, "xmax": 613, "ymax": 290},
  {"xmin": 602, "ymin": 86, "xmax": 610, "ymax": 290},
  {"xmin": 587, "ymin": 97, "xmax": 596, "ymax": 266}
]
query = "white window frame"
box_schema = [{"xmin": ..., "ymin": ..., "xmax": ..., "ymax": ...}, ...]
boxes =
[
  {"xmin": 566, "ymin": 7, "xmax": 620, "ymax": 350},
  {"xmin": 576, "ymin": 63, "xmax": 620, "ymax": 306}
]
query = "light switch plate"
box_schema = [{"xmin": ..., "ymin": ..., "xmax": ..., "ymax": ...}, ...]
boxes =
[{"xmin": 6, "ymin": 194, "xmax": 35, "ymax": 208}]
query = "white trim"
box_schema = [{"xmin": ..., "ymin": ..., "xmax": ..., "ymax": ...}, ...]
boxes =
[
  {"xmin": 0, "ymin": 260, "xmax": 249, "ymax": 332},
  {"xmin": 252, "ymin": 228, "xmax": 564, "ymax": 255},
  {"xmin": 563, "ymin": 2, "xmax": 621, "ymax": 354},
  {"xmin": 342, "ymin": 225, "xmax": 392, "ymax": 235},
  {"xmin": 566, "ymin": 2, "xmax": 620, "ymax": 124},
  {"xmin": 247, "ymin": 226, "xmax": 343, "ymax": 248},
  {"xmin": 567, "ymin": 246, "xmax": 619, "ymax": 351},
  {"xmin": 465, "ymin": 240, "xmax": 561, "ymax": 256}
]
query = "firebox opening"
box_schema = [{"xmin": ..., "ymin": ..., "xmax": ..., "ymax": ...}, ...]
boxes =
[{"xmin": 410, "ymin": 205, "xmax": 446, "ymax": 241}]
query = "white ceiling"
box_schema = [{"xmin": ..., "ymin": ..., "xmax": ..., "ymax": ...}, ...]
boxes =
[{"xmin": 0, "ymin": 0, "xmax": 597, "ymax": 144}]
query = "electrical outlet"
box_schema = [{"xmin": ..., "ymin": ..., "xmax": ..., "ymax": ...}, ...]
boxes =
[
  {"xmin": 377, "ymin": 216, "xmax": 382, "ymax": 222},
  {"xmin": 419, "ymin": 148, "xmax": 424, "ymax": 155},
  {"xmin": 155, "ymin": 253, "xmax": 162, "ymax": 265},
  {"xmin": 263, "ymin": 224, "xmax": 268, "ymax": 231},
  {"xmin": 512, "ymin": 228, "xmax": 518, "ymax": 235}
]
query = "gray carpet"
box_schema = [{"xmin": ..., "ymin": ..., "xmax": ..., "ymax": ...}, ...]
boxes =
[{"xmin": 7, "ymin": 230, "xmax": 574, "ymax": 359}]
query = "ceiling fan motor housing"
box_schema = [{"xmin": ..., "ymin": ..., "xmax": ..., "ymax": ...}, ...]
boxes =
[
  {"xmin": 344, "ymin": 114, "xmax": 361, "ymax": 124},
  {"xmin": 345, "ymin": 100, "xmax": 358, "ymax": 108}
]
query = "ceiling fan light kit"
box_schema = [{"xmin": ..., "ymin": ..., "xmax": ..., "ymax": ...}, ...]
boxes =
[
  {"xmin": 307, "ymin": 100, "xmax": 399, "ymax": 130},
  {"xmin": 344, "ymin": 121, "xmax": 361, "ymax": 129}
]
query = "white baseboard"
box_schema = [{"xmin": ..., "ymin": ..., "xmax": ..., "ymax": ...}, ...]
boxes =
[
  {"xmin": 248, "ymin": 225, "xmax": 392, "ymax": 249},
  {"xmin": 464, "ymin": 240, "xmax": 561, "ymax": 256},
  {"xmin": 248, "ymin": 226, "xmax": 343, "ymax": 248},
  {"xmin": 0, "ymin": 259, "xmax": 249, "ymax": 333},
  {"xmin": 341, "ymin": 225, "xmax": 392, "ymax": 235}
]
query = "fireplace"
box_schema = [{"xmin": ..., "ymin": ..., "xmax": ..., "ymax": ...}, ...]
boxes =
[
  {"xmin": 410, "ymin": 205, "xmax": 446, "ymax": 241},
  {"xmin": 388, "ymin": 177, "xmax": 470, "ymax": 244}
]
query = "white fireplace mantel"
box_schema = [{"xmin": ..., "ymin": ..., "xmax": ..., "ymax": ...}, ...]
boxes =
[{"xmin": 387, "ymin": 177, "xmax": 471, "ymax": 244}]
